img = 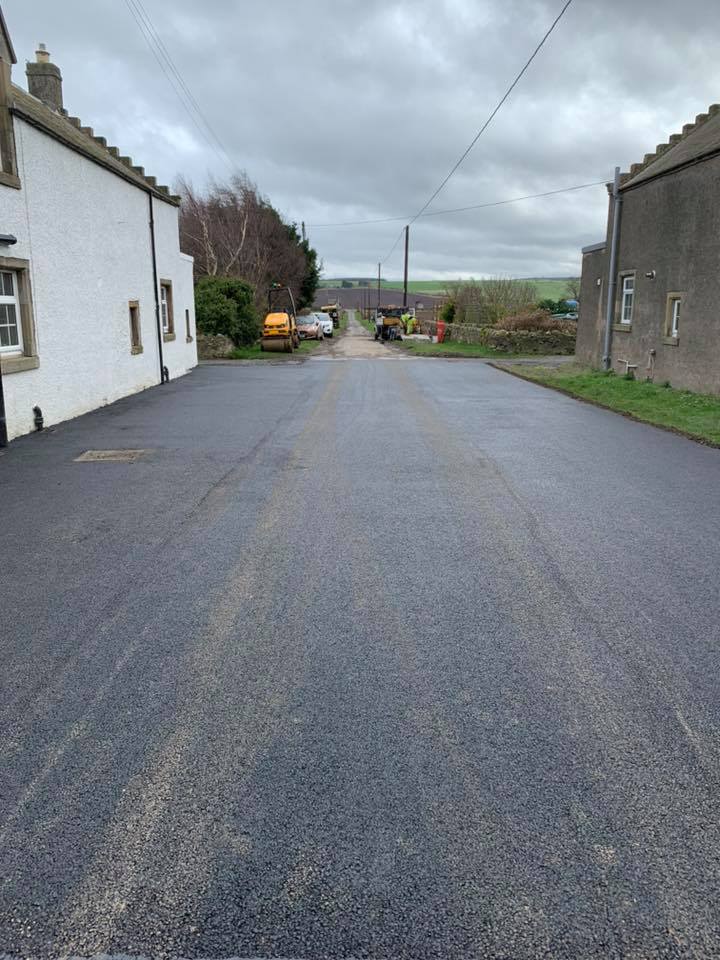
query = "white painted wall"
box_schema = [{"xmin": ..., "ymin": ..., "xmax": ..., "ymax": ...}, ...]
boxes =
[{"xmin": 2, "ymin": 115, "xmax": 197, "ymax": 441}]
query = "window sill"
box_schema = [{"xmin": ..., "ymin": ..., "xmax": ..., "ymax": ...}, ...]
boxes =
[
  {"xmin": 0, "ymin": 171, "xmax": 21, "ymax": 190},
  {"xmin": 0, "ymin": 354, "xmax": 39, "ymax": 374},
  {"xmin": 163, "ymin": 332, "xmax": 176, "ymax": 342},
  {"xmin": 662, "ymin": 335, "xmax": 679, "ymax": 346},
  {"xmin": 613, "ymin": 323, "xmax": 632, "ymax": 332},
  {"xmin": 186, "ymin": 336, "xmax": 194, "ymax": 343},
  {"xmin": 131, "ymin": 345, "xmax": 144, "ymax": 355}
]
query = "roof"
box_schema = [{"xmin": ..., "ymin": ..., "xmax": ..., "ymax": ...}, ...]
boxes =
[
  {"xmin": 10, "ymin": 84, "xmax": 179, "ymax": 206},
  {"xmin": 621, "ymin": 103, "xmax": 720, "ymax": 190},
  {"xmin": 0, "ymin": 6, "xmax": 16, "ymax": 65},
  {"xmin": 582, "ymin": 241, "xmax": 606, "ymax": 255}
]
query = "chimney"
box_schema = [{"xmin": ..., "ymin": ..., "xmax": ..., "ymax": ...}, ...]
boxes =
[{"xmin": 26, "ymin": 42, "xmax": 63, "ymax": 112}]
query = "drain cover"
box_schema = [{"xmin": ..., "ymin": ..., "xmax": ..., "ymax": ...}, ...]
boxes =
[{"xmin": 74, "ymin": 449, "xmax": 147, "ymax": 462}]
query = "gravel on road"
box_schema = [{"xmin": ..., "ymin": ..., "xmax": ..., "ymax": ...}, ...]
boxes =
[{"xmin": 2, "ymin": 342, "xmax": 720, "ymax": 958}]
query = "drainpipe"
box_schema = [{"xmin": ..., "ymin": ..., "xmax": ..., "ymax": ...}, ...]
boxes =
[
  {"xmin": 148, "ymin": 192, "xmax": 167, "ymax": 384},
  {"xmin": 0, "ymin": 354, "xmax": 7, "ymax": 447},
  {"xmin": 602, "ymin": 166, "xmax": 623, "ymax": 371}
]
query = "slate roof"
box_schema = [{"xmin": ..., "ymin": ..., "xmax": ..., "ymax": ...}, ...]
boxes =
[
  {"xmin": 10, "ymin": 83, "xmax": 179, "ymax": 206},
  {"xmin": 621, "ymin": 103, "xmax": 720, "ymax": 190}
]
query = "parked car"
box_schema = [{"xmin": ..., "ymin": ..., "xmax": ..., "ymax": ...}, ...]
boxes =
[
  {"xmin": 296, "ymin": 313, "xmax": 324, "ymax": 340},
  {"xmin": 315, "ymin": 312, "xmax": 334, "ymax": 337}
]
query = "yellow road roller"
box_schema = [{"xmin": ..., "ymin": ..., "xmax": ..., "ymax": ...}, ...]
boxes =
[{"xmin": 260, "ymin": 284, "xmax": 300, "ymax": 353}]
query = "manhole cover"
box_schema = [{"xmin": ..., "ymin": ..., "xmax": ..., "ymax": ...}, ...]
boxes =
[{"xmin": 74, "ymin": 449, "xmax": 147, "ymax": 462}]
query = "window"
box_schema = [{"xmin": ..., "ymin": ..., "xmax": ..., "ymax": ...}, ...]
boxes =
[
  {"xmin": 670, "ymin": 298, "xmax": 680, "ymax": 336},
  {"xmin": 129, "ymin": 300, "xmax": 142, "ymax": 354},
  {"xmin": 664, "ymin": 293, "xmax": 683, "ymax": 343},
  {"xmin": 160, "ymin": 280, "xmax": 174, "ymax": 339},
  {"xmin": 185, "ymin": 308, "xmax": 192, "ymax": 343},
  {"xmin": 0, "ymin": 269, "xmax": 22, "ymax": 353},
  {"xmin": 0, "ymin": 257, "xmax": 37, "ymax": 373},
  {"xmin": 620, "ymin": 274, "xmax": 634, "ymax": 325}
]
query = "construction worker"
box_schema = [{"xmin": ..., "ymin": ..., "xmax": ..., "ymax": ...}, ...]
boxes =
[{"xmin": 374, "ymin": 311, "xmax": 384, "ymax": 341}]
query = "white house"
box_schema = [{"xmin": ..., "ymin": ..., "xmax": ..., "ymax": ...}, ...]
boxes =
[{"xmin": 0, "ymin": 6, "xmax": 197, "ymax": 443}]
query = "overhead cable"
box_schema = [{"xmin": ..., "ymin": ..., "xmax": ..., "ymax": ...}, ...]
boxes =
[
  {"xmin": 408, "ymin": 0, "xmax": 575, "ymax": 225},
  {"xmin": 310, "ymin": 180, "xmax": 606, "ymax": 229},
  {"xmin": 122, "ymin": 0, "xmax": 236, "ymax": 174}
]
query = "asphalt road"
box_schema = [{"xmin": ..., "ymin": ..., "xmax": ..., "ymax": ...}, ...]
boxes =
[{"xmin": 2, "ymin": 316, "xmax": 720, "ymax": 958}]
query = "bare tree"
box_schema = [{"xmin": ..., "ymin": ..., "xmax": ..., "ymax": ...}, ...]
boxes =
[
  {"xmin": 565, "ymin": 278, "xmax": 581, "ymax": 301},
  {"xmin": 452, "ymin": 278, "xmax": 538, "ymax": 326},
  {"xmin": 177, "ymin": 174, "xmax": 311, "ymax": 312}
]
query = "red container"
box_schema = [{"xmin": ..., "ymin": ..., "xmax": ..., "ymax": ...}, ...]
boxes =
[{"xmin": 436, "ymin": 320, "xmax": 446, "ymax": 343}]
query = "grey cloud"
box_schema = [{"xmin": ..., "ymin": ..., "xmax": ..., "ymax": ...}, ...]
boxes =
[{"xmin": 5, "ymin": 0, "xmax": 719, "ymax": 279}]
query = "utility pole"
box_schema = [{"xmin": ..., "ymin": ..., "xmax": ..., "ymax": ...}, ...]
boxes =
[
  {"xmin": 0, "ymin": 356, "xmax": 7, "ymax": 447},
  {"xmin": 602, "ymin": 167, "xmax": 623, "ymax": 371},
  {"xmin": 402, "ymin": 224, "xmax": 410, "ymax": 310},
  {"xmin": 301, "ymin": 221, "xmax": 306, "ymax": 242},
  {"xmin": 377, "ymin": 262, "xmax": 381, "ymax": 314}
]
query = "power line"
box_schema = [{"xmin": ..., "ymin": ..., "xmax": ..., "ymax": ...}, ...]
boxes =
[
  {"xmin": 122, "ymin": 0, "xmax": 235, "ymax": 174},
  {"xmin": 408, "ymin": 0, "xmax": 575, "ymax": 225},
  {"xmin": 310, "ymin": 180, "xmax": 606, "ymax": 229},
  {"xmin": 381, "ymin": 225, "xmax": 407, "ymax": 266},
  {"xmin": 130, "ymin": 0, "xmax": 236, "ymax": 171}
]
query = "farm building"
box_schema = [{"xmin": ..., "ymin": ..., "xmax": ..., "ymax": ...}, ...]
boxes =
[{"xmin": 576, "ymin": 103, "xmax": 720, "ymax": 394}]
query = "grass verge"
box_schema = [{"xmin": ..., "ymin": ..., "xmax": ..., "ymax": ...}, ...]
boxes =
[
  {"xmin": 393, "ymin": 339, "xmax": 531, "ymax": 360},
  {"xmin": 228, "ymin": 338, "xmax": 324, "ymax": 360},
  {"xmin": 496, "ymin": 364, "xmax": 720, "ymax": 446}
]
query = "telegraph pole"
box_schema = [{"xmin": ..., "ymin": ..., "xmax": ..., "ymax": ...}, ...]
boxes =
[
  {"xmin": 377, "ymin": 262, "xmax": 381, "ymax": 314},
  {"xmin": 402, "ymin": 224, "xmax": 410, "ymax": 309}
]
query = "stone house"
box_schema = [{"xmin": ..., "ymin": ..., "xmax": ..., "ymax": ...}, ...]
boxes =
[
  {"xmin": 0, "ymin": 7, "xmax": 197, "ymax": 443},
  {"xmin": 576, "ymin": 102, "xmax": 720, "ymax": 394}
]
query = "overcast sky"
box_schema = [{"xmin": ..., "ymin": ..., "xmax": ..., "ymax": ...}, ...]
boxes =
[{"xmin": 4, "ymin": 0, "xmax": 719, "ymax": 280}]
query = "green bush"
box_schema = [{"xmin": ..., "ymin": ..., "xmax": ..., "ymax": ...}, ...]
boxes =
[
  {"xmin": 195, "ymin": 276, "xmax": 260, "ymax": 347},
  {"xmin": 440, "ymin": 300, "xmax": 456, "ymax": 324},
  {"xmin": 538, "ymin": 298, "xmax": 574, "ymax": 314}
]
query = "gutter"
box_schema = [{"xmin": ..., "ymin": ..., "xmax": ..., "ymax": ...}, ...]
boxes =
[
  {"xmin": 620, "ymin": 144, "xmax": 720, "ymax": 194},
  {"xmin": 11, "ymin": 104, "xmax": 179, "ymax": 208}
]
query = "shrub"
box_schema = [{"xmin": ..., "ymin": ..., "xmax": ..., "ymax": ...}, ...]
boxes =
[
  {"xmin": 440, "ymin": 300, "xmax": 456, "ymax": 324},
  {"xmin": 195, "ymin": 276, "xmax": 260, "ymax": 347},
  {"xmin": 538, "ymin": 298, "xmax": 560, "ymax": 313},
  {"xmin": 451, "ymin": 277, "xmax": 538, "ymax": 326}
]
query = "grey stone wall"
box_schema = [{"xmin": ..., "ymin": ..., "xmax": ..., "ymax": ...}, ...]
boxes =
[
  {"xmin": 197, "ymin": 333, "xmax": 234, "ymax": 359},
  {"xmin": 576, "ymin": 248, "xmax": 607, "ymax": 366}
]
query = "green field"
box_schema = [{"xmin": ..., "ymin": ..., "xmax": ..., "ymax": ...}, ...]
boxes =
[{"xmin": 318, "ymin": 278, "xmax": 579, "ymax": 300}]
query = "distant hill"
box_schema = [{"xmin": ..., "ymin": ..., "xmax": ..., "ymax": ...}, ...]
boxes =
[{"xmin": 317, "ymin": 278, "xmax": 579, "ymax": 300}]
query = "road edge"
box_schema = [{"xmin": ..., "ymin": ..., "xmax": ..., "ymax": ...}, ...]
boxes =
[{"xmin": 489, "ymin": 361, "xmax": 720, "ymax": 451}]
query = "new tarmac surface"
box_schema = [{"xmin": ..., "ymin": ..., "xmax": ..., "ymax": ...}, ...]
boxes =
[{"xmin": 2, "ymin": 316, "xmax": 720, "ymax": 958}]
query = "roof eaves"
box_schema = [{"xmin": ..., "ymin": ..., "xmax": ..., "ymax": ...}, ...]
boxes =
[
  {"xmin": 11, "ymin": 86, "xmax": 179, "ymax": 206},
  {"xmin": 620, "ymin": 103, "xmax": 720, "ymax": 190}
]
